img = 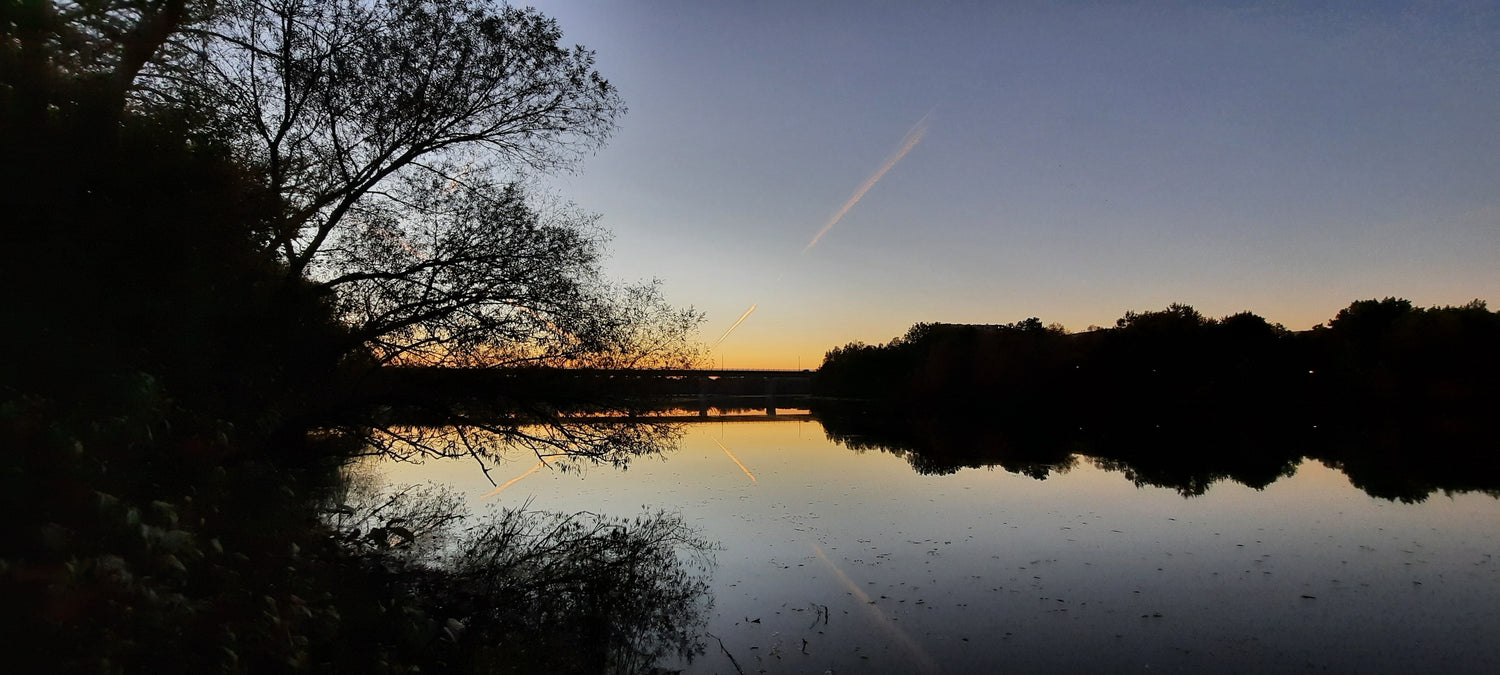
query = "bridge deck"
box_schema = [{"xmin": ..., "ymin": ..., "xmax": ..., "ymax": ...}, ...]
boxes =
[{"xmin": 601, "ymin": 369, "xmax": 813, "ymax": 378}]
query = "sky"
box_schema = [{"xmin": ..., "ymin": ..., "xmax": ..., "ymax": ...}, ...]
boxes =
[{"xmin": 524, "ymin": 0, "xmax": 1500, "ymax": 369}]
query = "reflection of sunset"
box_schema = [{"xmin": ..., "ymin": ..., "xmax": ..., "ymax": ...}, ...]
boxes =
[
  {"xmin": 375, "ymin": 416, "xmax": 1500, "ymax": 674},
  {"xmin": 32, "ymin": 1, "xmax": 1500, "ymax": 672}
]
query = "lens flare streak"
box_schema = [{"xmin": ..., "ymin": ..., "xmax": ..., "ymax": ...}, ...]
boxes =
[
  {"xmin": 811, "ymin": 542, "xmax": 939, "ymax": 674},
  {"xmin": 803, "ymin": 108, "xmax": 934, "ymax": 254},
  {"xmin": 480, "ymin": 461, "xmax": 546, "ymax": 499},
  {"xmin": 712, "ymin": 437, "xmax": 757, "ymax": 483}
]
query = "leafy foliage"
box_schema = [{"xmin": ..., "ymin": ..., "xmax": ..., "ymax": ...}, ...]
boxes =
[
  {"xmin": 812, "ymin": 300, "xmax": 1500, "ymax": 501},
  {"xmin": 324, "ymin": 471, "xmax": 715, "ymax": 673},
  {"xmin": 130, "ymin": 0, "xmax": 705, "ymax": 367},
  {"xmin": 3, "ymin": 2, "xmax": 712, "ymax": 671}
]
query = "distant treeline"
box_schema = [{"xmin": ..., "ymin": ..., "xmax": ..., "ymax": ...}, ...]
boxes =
[
  {"xmin": 810, "ymin": 298, "xmax": 1500, "ymax": 501},
  {"xmin": 814, "ymin": 298, "xmax": 1500, "ymax": 417}
]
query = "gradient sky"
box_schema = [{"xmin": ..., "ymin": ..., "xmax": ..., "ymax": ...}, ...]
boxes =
[{"xmin": 526, "ymin": 1, "xmax": 1500, "ymax": 369}]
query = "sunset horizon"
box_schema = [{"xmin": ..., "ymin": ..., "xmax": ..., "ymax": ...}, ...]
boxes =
[
  {"xmin": 525, "ymin": 0, "xmax": 1498, "ymax": 371},
  {"xmin": 8, "ymin": 1, "xmax": 1498, "ymax": 672}
]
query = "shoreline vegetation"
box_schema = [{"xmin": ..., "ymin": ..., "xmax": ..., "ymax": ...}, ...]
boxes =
[
  {"xmin": 369, "ymin": 296, "xmax": 1500, "ymax": 503},
  {"xmin": 809, "ymin": 300, "xmax": 1500, "ymax": 501},
  {"xmin": 4, "ymin": 2, "xmax": 1496, "ymax": 673},
  {"xmin": 4, "ymin": 2, "xmax": 708, "ymax": 672}
]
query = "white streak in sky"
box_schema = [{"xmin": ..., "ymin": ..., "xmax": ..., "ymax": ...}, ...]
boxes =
[
  {"xmin": 709, "ymin": 303, "xmax": 757, "ymax": 350},
  {"xmin": 803, "ymin": 108, "xmax": 934, "ymax": 254}
]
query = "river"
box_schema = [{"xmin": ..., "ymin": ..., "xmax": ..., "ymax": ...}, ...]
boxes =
[{"xmin": 376, "ymin": 414, "xmax": 1500, "ymax": 673}]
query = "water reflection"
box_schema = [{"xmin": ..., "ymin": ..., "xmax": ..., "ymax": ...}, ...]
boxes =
[
  {"xmin": 811, "ymin": 541, "xmax": 940, "ymax": 674},
  {"xmin": 359, "ymin": 417, "xmax": 685, "ymax": 472},
  {"xmin": 328, "ymin": 462, "xmax": 715, "ymax": 674},
  {"xmin": 383, "ymin": 418, "xmax": 1500, "ymax": 674},
  {"xmin": 812, "ymin": 403, "xmax": 1500, "ymax": 501}
]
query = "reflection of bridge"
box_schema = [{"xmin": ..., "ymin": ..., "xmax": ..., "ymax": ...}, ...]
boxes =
[
  {"xmin": 602, "ymin": 369, "xmax": 814, "ymax": 416},
  {"xmin": 582, "ymin": 412, "xmax": 815, "ymax": 424},
  {"xmin": 605, "ymin": 369, "xmax": 814, "ymax": 377}
]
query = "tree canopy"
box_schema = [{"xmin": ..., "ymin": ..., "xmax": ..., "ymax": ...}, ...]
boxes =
[
  {"xmin": 10, "ymin": 0, "xmax": 700, "ymax": 369},
  {"xmin": 3, "ymin": 3, "xmax": 714, "ymax": 671},
  {"xmin": 167, "ymin": 0, "xmax": 696, "ymax": 367}
]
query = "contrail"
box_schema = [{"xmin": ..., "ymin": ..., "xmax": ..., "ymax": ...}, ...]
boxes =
[
  {"xmin": 803, "ymin": 108, "xmax": 934, "ymax": 254},
  {"xmin": 712, "ymin": 437, "xmax": 756, "ymax": 483},
  {"xmin": 480, "ymin": 461, "xmax": 545, "ymax": 499},
  {"xmin": 708, "ymin": 303, "xmax": 757, "ymax": 350}
]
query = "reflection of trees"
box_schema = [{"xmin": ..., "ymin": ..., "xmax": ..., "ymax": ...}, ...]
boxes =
[
  {"xmin": 359, "ymin": 420, "xmax": 685, "ymax": 476},
  {"xmin": 813, "ymin": 403, "xmax": 1497, "ymax": 501},
  {"xmin": 813, "ymin": 300, "xmax": 1500, "ymax": 500},
  {"xmin": 324, "ymin": 466, "xmax": 715, "ymax": 673},
  {"xmin": 342, "ymin": 365, "xmax": 692, "ymax": 481},
  {"xmin": 1312, "ymin": 414, "xmax": 1500, "ymax": 503},
  {"xmin": 815, "ymin": 406, "xmax": 1305, "ymax": 496},
  {"xmin": 816, "ymin": 403, "xmax": 1079, "ymax": 479},
  {"xmin": 1083, "ymin": 429, "xmax": 1302, "ymax": 497}
]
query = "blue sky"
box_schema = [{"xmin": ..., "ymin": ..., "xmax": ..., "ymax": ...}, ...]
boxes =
[{"xmin": 526, "ymin": 0, "xmax": 1500, "ymax": 368}]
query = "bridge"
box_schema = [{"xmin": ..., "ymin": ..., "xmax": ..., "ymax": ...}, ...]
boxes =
[
  {"xmin": 598, "ymin": 368, "xmax": 815, "ymax": 416},
  {"xmin": 371, "ymin": 366, "xmax": 818, "ymax": 418},
  {"xmin": 603, "ymin": 368, "xmax": 813, "ymax": 377}
]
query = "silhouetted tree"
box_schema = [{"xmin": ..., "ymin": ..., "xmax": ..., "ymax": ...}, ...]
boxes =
[
  {"xmin": 0, "ymin": 1, "xmax": 202, "ymax": 126},
  {"xmin": 127, "ymin": 0, "xmax": 701, "ymax": 368},
  {"xmin": 3, "ymin": 5, "xmax": 713, "ymax": 672},
  {"xmin": 810, "ymin": 300, "xmax": 1499, "ymax": 499},
  {"xmin": 1327, "ymin": 297, "xmax": 1416, "ymax": 337}
]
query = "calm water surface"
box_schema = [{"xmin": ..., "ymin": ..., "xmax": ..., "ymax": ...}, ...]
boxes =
[{"xmin": 381, "ymin": 418, "xmax": 1500, "ymax": 673}]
